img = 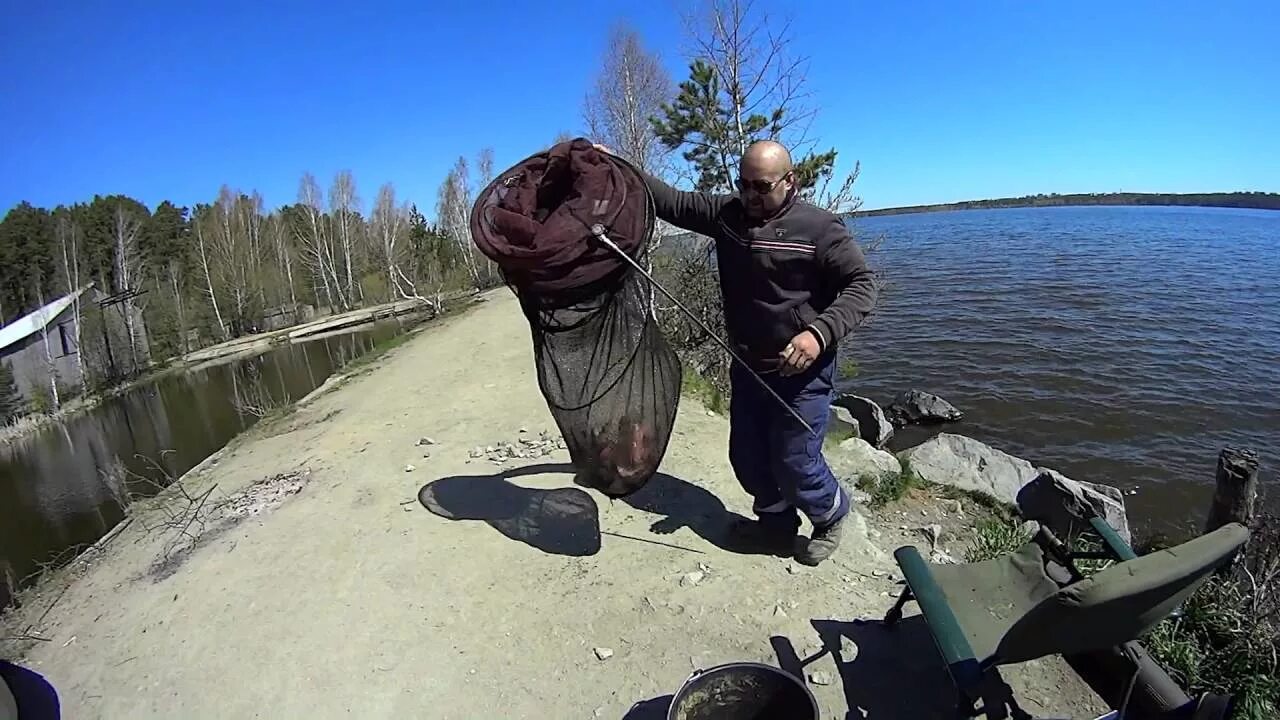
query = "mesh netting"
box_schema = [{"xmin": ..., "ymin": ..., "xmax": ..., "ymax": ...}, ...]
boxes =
[{"xmin": 471, "ymin": 139, "xmax": 682, "ymax": 497}]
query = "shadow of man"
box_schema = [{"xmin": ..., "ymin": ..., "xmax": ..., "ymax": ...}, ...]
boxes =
[
  {"xmin": 810, "ymin": 617, "xmax": 957, "ymax": 719},
  {"xmin": 619, "ymin": 472, "xmax": 787, "ymax": 556},
  {"xmin": 420, "ymin": 462, "xmax": 779, "ymax": 558},
  {"xmin": 419, "ymin": 463, "xmax": 601, "ymax": 556}
]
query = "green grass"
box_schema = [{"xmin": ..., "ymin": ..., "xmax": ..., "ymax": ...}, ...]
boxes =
[
  {"xmin": 964, "ymin": 518, "xmax": 1032, "ymax": 562},
  {"xmin": 680, "ymin": 369, "xmax": 727, "ymax": 415},
  {"xmin": 823, "ymin": 421, "xmax": 857, "ymax": 450},
  {"xmin": 1146, "ymin": 578, "xmax": 1280, "ymax": 719},
  {"xmin": 857, "ymin": 457, "xmax": 922, "ymax": 508}
]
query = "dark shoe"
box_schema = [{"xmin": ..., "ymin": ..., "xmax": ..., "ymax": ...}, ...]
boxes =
[
  {"xmin": 726, "ymin": 513, "xmax": 800, "ymax": 556},
  {"xmin": 795, "ymin": 513, "xmax": 846, "ymax": 566}
]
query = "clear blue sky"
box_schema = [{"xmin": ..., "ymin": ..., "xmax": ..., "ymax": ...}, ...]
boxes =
[{"xmin": 1, "ymin": 1, "xmax": 1276, "ymax": 214}]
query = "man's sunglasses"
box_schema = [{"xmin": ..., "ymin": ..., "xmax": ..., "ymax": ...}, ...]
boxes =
[{"xmin": 736, "ymin": 173, "xmax": 790, "ymax": 195}]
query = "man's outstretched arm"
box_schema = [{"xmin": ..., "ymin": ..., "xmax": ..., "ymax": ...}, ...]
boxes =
[
  {"xmin": 595, "ymin": 145, "xmax": 728, "ymax": 236},
  {"xmin": 636, "ymin": 169, "xmax": 730, "ymax": 238}
]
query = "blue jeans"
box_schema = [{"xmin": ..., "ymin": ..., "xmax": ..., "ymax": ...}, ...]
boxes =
[{"xmin": 727, "ymin": 352, "xmax": 847, "ymax": 529}]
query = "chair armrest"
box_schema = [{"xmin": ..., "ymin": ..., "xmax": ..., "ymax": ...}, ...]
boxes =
[
  {"xmin": 1089, "ymin": 516, "xmax": 1137, "ymax": 561},
  {"xmin": 894, "ymin": 546, "xmax": 982, "ymax": 689}
]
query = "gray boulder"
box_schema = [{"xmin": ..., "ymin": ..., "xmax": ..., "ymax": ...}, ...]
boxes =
[
  {"xmin": 1017, "ymin": 470, "xmax": 1131, "ymax": 544},
  {"xmin": 887, "ymin": 390, "xmax": 963, "ymax": 427},
  {"xmin": 899, "ymin": 433, "xmax": 1033, "ymax": 506},
  {"xmin": 833, "ymin": 394, "xmax": 894, "ymax": 448},
  {"xmin": 828, "ymin": 436, "xmax": 901, "ymax": 483},
  {"xmin": 901, "ymin": 434, "xmax": 1132, "ymax": 542},
  {"xmin": 828, "ymin": 406, "xmax": 861, "ymax": 439}
]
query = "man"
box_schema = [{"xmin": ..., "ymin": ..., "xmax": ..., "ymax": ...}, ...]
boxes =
[{"xmin": 599, "ymin": 140, "xmax": 878, "ymax": 565}]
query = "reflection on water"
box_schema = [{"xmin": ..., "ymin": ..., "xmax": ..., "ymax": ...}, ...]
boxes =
[{"xmin": 0, "ymin": 318, "xmax": 414, "ymax": 608}]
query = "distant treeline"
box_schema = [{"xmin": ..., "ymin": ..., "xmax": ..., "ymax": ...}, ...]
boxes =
[{"xmin": 853, "ymin": 191, "xmax": 1280, "ymax": 217}]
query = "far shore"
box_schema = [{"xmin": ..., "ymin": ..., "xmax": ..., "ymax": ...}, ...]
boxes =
[{"xmin": 852, "ymin": 190, "xmax": 1280, "ymax": 218}]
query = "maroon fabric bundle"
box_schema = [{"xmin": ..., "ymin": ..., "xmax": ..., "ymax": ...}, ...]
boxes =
[{"xmin": 471, "ymin": 138, "xmax": 649, "ymax": 306}]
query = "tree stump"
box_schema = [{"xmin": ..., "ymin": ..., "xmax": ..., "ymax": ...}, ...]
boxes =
[{"xmin": 1205, "ymin": 447, "xmax": 1259, "ymax": 534}]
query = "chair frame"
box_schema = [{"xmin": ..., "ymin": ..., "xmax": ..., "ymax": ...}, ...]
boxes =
[{"xmin": 884, "ymin": 517, "xmax": 1135, "ymax": 720}]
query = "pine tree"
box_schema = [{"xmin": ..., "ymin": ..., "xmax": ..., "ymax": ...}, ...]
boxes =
[{"xmin": 0, "ymin": 360, "xmax": 21, "ymax": 422}]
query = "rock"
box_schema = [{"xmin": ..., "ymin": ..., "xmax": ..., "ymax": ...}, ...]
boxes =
[
  {"xmin": 827, "ymin": 437, "xmax": 902, "ymax": 484},
  {"xmin": 839, "ymin": 635, "xmax": 859, "ymax": 660},
  {"xmin": 809, "ymin": 670, "xmax": 834, "ymax": 686},
  {"xmin": 886, "ymin": 390, "xmax": 963, "ymax": 427},
  {"xmin": 900, "ymin": 434, "xmax": 1033, "ymax": 506},
  {"xmin": 786, "ymin": 564, "xmax": 798, "ymax": 575},
  {"xmin": 833, "ymin": 394, "xmax": 894, "ymax": 448},
  {"xmin": 828, "ymin": 406, "xmax": 861, "ymax": 439},
  {"xmin": 706, "ymin": 410, "xmax": 716, "ymax": 417},
  {"xmin": 417, "ymin": 436, "xmax": 436, "ymax": 446},
  {"xmin": 422, "ymin": 452, "xmax": 431, "ymax": 459},
  {"xmin": 773, "ymin": 605, "xmax": 788, "ymax": 618},
  {"xmin": 681, "ymin": 571, "xmax": 705, "ymax": 587},
  {"xmin": 593, "ymin": 647, "xmax": 614, "ymax": 661},
  {"xmin": 930, "ymin": 550, "xmax": 959, "ymax": 565},
  {"xmin": 403, "ymin": 464, "xmax": 416, "ymax": 473},
  {"xmin": 485, "ymin": 445, "xmax": 496, "ymax": 453},
  {"xmin": 1016, "ymin": 470, "xmax": 1132, "ymax": 544},
  {"xmin": 469, "ymin": 447, "xmax": 483, "ymax": 458},
  {"xmin": 519, "ymin": 426, "xmax": 528, "ymax": 434},
  {"xmin": 919, "ymin": 524, "xmax": 943, "ymax": 548},
  {"xmin": 871, "ymin": 569, "xmax": 888, "ymax": 578},
  {"xmin": 948, "ymin": 499, "xmax": 964, "ymax": 516}
]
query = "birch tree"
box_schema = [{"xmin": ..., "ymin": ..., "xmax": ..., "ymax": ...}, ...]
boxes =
[
  {"xmin": 295, "ymin": 172, "xmax": 346, "ymax": 311},
  {"xmin": 584, "ymin": 24, "xmax": 675, "ymax": 312},
  {"xmin": 330, "ymin": 171, "xmax": 360, "ymax": 305},
  {"xmin": 436, "ymin": 158, "xmax": 480, "ymax": 289},
  {"xmin": 111, "ymin": 201, "xmax": 146, "ymax": 372},
  {"xmin": 584, "ymin": 24, "xmax": 673, "ymax": 175},
  {"xmin": 371, "ymin": 183, "xmax": 429, "ymax": 306},
  {"xmin": 265, "ymin": 212, "xmax": 298, "ymax": 309},
  {"xmin": 193, "ymin": 205, "xmax": 228, "ymax": 341},
  {"xmin": 55, "ymin": 213, "xmax": 85, "ymax": 385}
]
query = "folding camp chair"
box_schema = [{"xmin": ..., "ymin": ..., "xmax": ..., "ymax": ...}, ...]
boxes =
[{"xmin": 883, "ymin": 517, "xmax": 1249, "ymax": 719}]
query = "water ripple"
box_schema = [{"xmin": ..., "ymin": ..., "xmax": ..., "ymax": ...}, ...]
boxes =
[{"xmin": 844, "ymin": 206, "xmax": 1280, "ymax": 533}]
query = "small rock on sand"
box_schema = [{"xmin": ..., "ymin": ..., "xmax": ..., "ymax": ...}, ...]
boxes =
[
  {"xmin": 404, "ymin": 464, "xmax": 416, "ymax": 473},
  {"xmin": 593, "ymin": 647, "xmax": 614, "ymax": 661},
  {"xmin": 681, "ymin": 571, "xmax": 705, "ymax": 587},
  {"xmin": 417, "ymin": 437, "xmax": 436, "ymax": 446},
  {"xmin": 773, "ymin": 604, "xmax": 788, "ymax": 618},
  {"xmin": 809, "ymin": 670, "xmax": 834, "ymax": 686}
]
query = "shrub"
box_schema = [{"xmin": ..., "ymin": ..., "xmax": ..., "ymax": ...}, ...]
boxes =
[
  {"xmin": 965, "ymin": 518, "xmax": 1032, "ymax": 563},
  {"xmin": 1144, "ymin": 514, "xmax": 1280, "ymax": 718}
]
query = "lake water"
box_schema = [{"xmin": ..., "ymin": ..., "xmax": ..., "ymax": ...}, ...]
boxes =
[
  {"xmin": 0, "ymin": 318, "xmax": 418, "ymax": 608},
  {"xmin": 844, "ymin": 206, "xmax": 1279, "ymax": 535}
]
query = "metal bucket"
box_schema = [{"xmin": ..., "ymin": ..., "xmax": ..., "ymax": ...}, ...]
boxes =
[{"xmin": 668, "ymin": 662, "xmax": 819, "ymax": 720}]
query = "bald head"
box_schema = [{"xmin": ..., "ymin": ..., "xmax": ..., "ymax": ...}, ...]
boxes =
[
  {"xmin": 738, "ymin": 140, "xmax": 795, "ymax": 220},
  {"xmin": 741, "ymin": 140, "xmax": 793, "ymax": 175}
]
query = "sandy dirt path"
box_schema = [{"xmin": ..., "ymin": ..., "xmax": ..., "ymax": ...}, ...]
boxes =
[{"xmin": 6, "ymin": 290, "xmax": 1104, "ymax": 719}]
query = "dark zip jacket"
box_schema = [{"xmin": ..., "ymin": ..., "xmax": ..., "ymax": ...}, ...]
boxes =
[{"xmin": 639, "ymin": 171, "xmax": 878, "ymax": 373}]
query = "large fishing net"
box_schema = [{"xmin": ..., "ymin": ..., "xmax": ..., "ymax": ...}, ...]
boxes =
[{"xmin": 471, "ymin": 139, "xmax": 682, "ymax": 497}]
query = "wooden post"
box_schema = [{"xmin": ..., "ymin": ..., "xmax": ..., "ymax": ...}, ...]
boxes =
[{"xmin": 1205, "ymin": 447, "xmax": 1259, "ymax": 533}]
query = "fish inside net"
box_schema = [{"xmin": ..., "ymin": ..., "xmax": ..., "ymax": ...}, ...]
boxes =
[{"xmin": 471, "ymin": 139, "xmax": 682, "ymax": 497}]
